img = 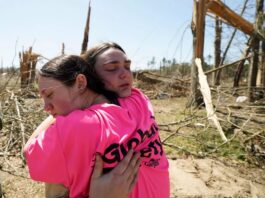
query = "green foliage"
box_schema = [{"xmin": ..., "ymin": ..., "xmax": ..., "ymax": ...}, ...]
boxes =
[
  {"xmin": 146, "ymin": 57, "xmax": 192, "ymax": 77},
  {"xmin": 162, "ymin": 125, "xmax": 248, "ymax": 163},
  {"xmin": 153, "ymin": 99, "xmax": 258, "ymax": 165}
]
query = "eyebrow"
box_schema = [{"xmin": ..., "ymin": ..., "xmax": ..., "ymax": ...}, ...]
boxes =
[{"xmin": 103, "ymin": 59, "xmax": 131, "ymax": 66}]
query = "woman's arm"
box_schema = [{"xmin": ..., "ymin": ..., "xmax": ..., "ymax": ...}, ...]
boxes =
[
  {"xmin": 90, "ymin": 149, "xmax": 141, "ymax": 198},
  {"xmin": 43, "ymin": 150, "xmax": 140, "ymax": 198},
  {"xmin": 25, "ymin": 116, "xmax": 141, "ymax": 198},
  {"xmin": 24, "ymin": 115, "xmax": 55, "ymax": 149}
]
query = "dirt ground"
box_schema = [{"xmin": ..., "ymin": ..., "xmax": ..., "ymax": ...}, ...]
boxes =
[
  {"xmin": 1, "ymin": 158, "xmax": 265, "ymax": 198},
  {"xmin": 1, "ymin": 96, "xmax": 265, "ymax": 198},
  {"xmin": 169, "ymin": 158, "xmax": 265, "ymax": 198}
]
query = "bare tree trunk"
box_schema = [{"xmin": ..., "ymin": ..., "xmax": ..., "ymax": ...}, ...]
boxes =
[
  {"xmin": 61, "ymin": 43, "xmax": 65, "ymax": 55},
  {"xmin": 187, "ymin": 0, "xmax": 198, "ymax": 107},
  {"xmin": 189, "ymin": 24, "xmax": 200, "ymax": 107},
  {"xmin": 29, "ymin": 57, "xmax": 38, "ymax": 85},
  {"xmin": 256, "ymin": 0, "xmax": 264, "ymax": 87},
  {"xmin": 187, "ymin": 0, "xmax": 205, "ymax": 107},
  {"xmin": 213, "ymin": 16, "xmax": 222, "ymax": 85},
  {"xmin": 19, "ymin": 47, "xmax": 39, "ymax": 88},
  {"xmin": 215, "ymin": 0, "xmax": 249, "ymax": 85},
  {"xmin": 195, "ymin": 0, "xmax": 205, "ymax": 60},
  {"xmin": 248, "ymin": 0, "xmax": 263, "ymax": 101},
  {"xmin": 233, "ymin": 38, "xmax": 253, "ymax": 87},
  {"xmin": 262, "ymin": 40, "xmax": 265, "ymax": 89},
  {"xmin": 260, "ymin": 39, "xmax": 265, "ymax": 104},
  {"xmin": 81, "ymin": 1, "xmax": 91, "ymax": 55},
  {"xmin": 248, "ymin": 38, "xmax": 259, "ymax": 101},
  {"xmin": 20, "ymin": 47, "xmax": 32, "ymax": 89}
]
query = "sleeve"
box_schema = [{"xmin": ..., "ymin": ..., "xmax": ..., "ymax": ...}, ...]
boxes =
[
  {"xmin": 133, "ymin": 88, "xmax": 155, "ymax": 114},
  {"xmin": 24, "ymin": 123, "xmax": 69, "ymax": 187}
]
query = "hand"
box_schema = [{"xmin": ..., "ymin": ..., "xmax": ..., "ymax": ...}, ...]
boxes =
[{"xmin": 89, "ymin": 149, "xmax": 141, "ymax": 198}]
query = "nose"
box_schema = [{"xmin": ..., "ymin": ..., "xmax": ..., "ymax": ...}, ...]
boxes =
[{"xmin": 119, "ymin": 68, "xmax": 130, "ymax": 79}]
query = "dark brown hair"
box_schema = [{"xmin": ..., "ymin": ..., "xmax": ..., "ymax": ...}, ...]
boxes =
[
  {"xmin": 81, "ymin": 42, "xmax": 126, "ymax": 71},
  {"xmin": 39, "ymin": 55, "xmax": 118, "ymax": 104}
]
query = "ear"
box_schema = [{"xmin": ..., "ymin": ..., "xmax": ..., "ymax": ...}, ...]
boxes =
[{"xmin": 75, "ymin": 74, "xmax": 88, "ymax": 93}]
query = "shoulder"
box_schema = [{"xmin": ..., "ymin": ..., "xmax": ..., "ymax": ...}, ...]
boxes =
[
  {"xmin": 119, "ymin": 88, "xmax": 149, "ymax": 105},
  {"xmin": 120, "ymin": 88, "xmax": 152, "ymax": 108},
  {"xmin": 118, "ymin": 88, "xmax": 154, "ymax": 118},
  {"xmin": 53, "ymin": 109, "xmax": 103, "ymax": 144},
  {"xmin": 131, "ymin": 88, "xmax": 148, "ymax": 99},
  {"xmin": 56, "ymin": 109, "xmax": 101, "ymax": 128}
]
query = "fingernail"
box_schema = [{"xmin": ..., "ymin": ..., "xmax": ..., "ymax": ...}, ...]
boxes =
[
  {"xmin": 134, "ymin": 152, "xmax": 140, "ymax": 157},
  {"xmin": 96, "ymin": 155, "xmax": 101, "ymax": 161},
  {"xmin": 92, "ymin": 152, "xmax": 101, "ymax": 162}
]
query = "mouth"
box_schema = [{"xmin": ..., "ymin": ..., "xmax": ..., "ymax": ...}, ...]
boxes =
[{"xmin": 120, "ymin": 83, "xmax": 131, "ymax": 88}]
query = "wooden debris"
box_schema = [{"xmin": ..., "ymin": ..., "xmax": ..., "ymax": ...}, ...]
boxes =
[
  {"xmin": 195, "ymin": 58, "xmax": 227, "ymax": 142},
  {"xmin": 19, "ymin": 47, "xmax": 39, "ymax": 89},
  {"xmin": 14, "ymin": 96, "xmax": 25, "ymax": 160},
  {"xmin": 136, "ymin": 71, "xmax": 190, "ymax": 91},
  {"xmin": 0, "ymin": 182, "xmax": 2, "ymax": 198},
  {"xmin": 206, "ymin": 0, "xmax": 254, "ymax": 36},
  {"xmin": 0, "ymin": 101, "xmax": 2, "ymax": 130},
  {"xmin": 81, "ymin": 0, "xmax": 91, "ymax": 55}
]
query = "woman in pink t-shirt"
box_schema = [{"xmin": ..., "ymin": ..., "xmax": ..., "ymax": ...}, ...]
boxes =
[
  {"xmin": 24, "ymin": 43, "xmax": 169, "ymax": 197},
  {"xmin": 24, "ymin": 55, "xmax": 141, "ymax": 198},
  {"xmin": 82, "ymin": 42, "xmax": 169, "ymax": 198}
]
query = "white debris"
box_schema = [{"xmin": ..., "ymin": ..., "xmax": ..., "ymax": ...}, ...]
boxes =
[{"xmin": 236, "ymin": 96, "xmax": 248, "ymax": 103}]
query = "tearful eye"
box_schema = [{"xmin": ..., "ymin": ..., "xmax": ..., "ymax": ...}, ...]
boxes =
[
  {"xmin": 125, "ymin": 64, "xmax": 131, "ymax": 70},
  {"xmin": 106, "ymin": 68, "xmax": 117, "ymax": 72},
  {"xmin": 125, "ymin": 61, "xmax": 131, "ymax": 70}
]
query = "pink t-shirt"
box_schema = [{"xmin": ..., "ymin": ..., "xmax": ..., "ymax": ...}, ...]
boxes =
[{"xmin": 24, "ymin": 88, "xmax": 169, "ymax": 198}]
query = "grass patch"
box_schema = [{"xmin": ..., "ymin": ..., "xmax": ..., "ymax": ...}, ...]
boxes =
[{"xmin": 152, "ymin": 97, "xmax": 259, "ymax": 165}]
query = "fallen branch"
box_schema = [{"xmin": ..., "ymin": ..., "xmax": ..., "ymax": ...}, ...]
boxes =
[
  {"xmin": 195, "ymin": 58, "xmax": 227, "ymax": 142},
  {"xmin": 0, "ymin": 167, "xmax": 30, "ymax": 179},
  {"xmin": 216, "ymin": 108, "xmax": 265, "ymax": 125},
  {"xmin": 14, "ymin": 96, "xmax": 26, "ymax": 160},
  {"xmin": 136, "ymin": 71, "xmax": 190, "ymax": 91},
  {"xmin": 162, "ymin": 124, "xmax": 189, "ymax": 143},
  {"xmin": 163, "ymin": 142, "xmax": 202, "ymax": 157},
  {"xmin": 244, "ymin": 131, "xmax": 265, "ymax": 143},
  {"xmin": 0, "ymin": 152, "xmax": 16, "ymax": 156},
  {"xmin": 206, "ymin": 130, "xmax": 238, "ymax": 154},
  {"xmin": 159, "ymin": 116, "xmax": 195, "ymax": 127}
]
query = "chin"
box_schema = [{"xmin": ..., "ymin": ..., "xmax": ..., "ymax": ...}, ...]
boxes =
[{"xmin": 119, "ymin": 89, "xmax": 132, "ymax": 97}]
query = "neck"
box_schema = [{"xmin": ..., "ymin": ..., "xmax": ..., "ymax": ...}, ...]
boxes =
[
  {"xmin": 92, "ymin": 94, "xmax": 109, "ymax": 105},
  {"xmin": 80, "ymin": 90, "xmax": 108, "ymax": 109}
]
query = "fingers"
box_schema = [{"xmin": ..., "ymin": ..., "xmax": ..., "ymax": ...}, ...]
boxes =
[
  {"xmin": 112, "ymin": 149, "xmax": 134, "ymax": 174},
  {"xmin": 122, "ymin": 152, "xmax": 141, "ymax": 179},
  {"xmin": 128, "ymin": 171, "xmax": 139, "ymax": 192},
  {"xmin": 128, "ymin": 157, "xmax": 141, "ymax": 192},
  {"xmin": 91, "ymin": 154, "xmax": 104, "ymax": 180},
  {"xmin": 130, "ymin": 152, "xmax": 141, "ymax": 168}
]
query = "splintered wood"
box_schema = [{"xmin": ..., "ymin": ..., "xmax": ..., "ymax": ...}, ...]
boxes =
[
  {"xmin": 195, "ymin": 58, "xmax": 227, "ymax": 142},
  {"xmin": 19, "ymin": 47, "xmax": 39, "ymax": 89}
]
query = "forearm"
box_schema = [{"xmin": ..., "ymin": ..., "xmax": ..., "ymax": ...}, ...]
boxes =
[{"xmin": 24, "ymin": 115, "xmax": 55, "ymax": 149}]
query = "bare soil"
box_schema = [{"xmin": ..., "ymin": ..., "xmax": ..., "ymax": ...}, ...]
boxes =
[
  {"xmin": 169, "ymin": 158, "xmax": 265, "ymax": 198},
  {"xmin": 1, "ymin": 158, "xmax": 264, "ymax": 198}
]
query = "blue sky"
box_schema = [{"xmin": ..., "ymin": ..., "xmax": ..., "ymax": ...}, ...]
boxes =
[{"xmin": 0, "ymin": 0, "xmax": 252, "ymax": 70}]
